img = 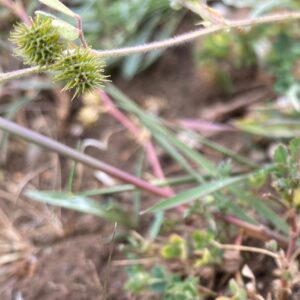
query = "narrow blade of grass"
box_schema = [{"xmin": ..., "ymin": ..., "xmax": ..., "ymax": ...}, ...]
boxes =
[
  {"xmin": 80, "ymin": 175, "xmax": 198, "ymax": 197},
  {"xmin": 246, "ymin": 196, "xmax": 289, "ymax": 233},
  {"xmin": 142, "ymin": 176, "xmax": 246, "ymax": 214},
  {"xmin": 133, "ymin": 151, "xmax": 145, "ymax": 223},
  {"xmin": 153, "ymin": 133, "xmax": 204, "ymax": 182},
  {"xmin": 106, "ymin": 84, "xmax": 217, "ymax": 177},
  {"xmin": 148, "ymin": 211, "xmax": 164, "ymax": 240},
  {"xmin": 25, "ymin": 190, "xmax": 133, "ymax": 227},
  {"xmin": 81, "ymin": 184, "xmax": 134, "ymax": 196},
  {"xmin": 186, "ymin": 131, "xmax": 258, "ymax": 168},
  {"xmin": 224, "ymin": 201, "xmax": 257, "ymax": 224}
]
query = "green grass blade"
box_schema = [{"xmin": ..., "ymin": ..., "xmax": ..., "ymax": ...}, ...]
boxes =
[
  {"xmin": 162, "ymin": 131, "xmax": 217, "ymax": 176},
  {"xmin": 106, "ymin": 84, "xmax": 217, "ymax": 176},
  {"xmin": 148, "ymin": 211, "xmax": 164, "ymax": 240},
  {"xmin": 133, "ymin": 152, "xmax": 145, "ymax": 223},
  {"xmin": 153, "ymin": 133, "xmax": 204, "ymax": 182},
  {"xmin": 225, "ymin": 201, "xmax": 257, "ymax": 224},
  {"xmin": 141, "ymin": 116, "xmax": 217, "ymax": 176},
  {"xmin": 25, "ymin": 190, "xmax": 133, "ymax": 226},
  {"xmin": 142, "ymin": 176, "xmax": 246, "ymax": 214},
  {"xmin": 80, "ymin": 175, "xmax": 198, "ymax": 197},
  {"xmin": 187, "ymin": 131, "xmax": 258, "ymax": 168},
  {"xmin": 246, "ymin": 196, "xmax": 289, "ymax": 233},
  {"xmin": 80, "ymin": 184, "xmax": 134, "ymax": 196},
  {"xmin": 39, "ymin": 0, "xmax": 76, "ymax": 18}
]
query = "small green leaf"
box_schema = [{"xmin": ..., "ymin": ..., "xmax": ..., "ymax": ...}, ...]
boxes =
[
  {"xmin": 150, "ymin": 266, "xmax": 168, "ymax": 293},
  {"xmin": 161, "ymin": 234, "xmax": 188, "ymax": 261},
  {"xmin": 39, "ymin": 0, "xmax": 76, "ymax": 18},
  {"xmin": 248, "ymin": 169, "xmax": 268, "ymax": 188},
  {"xmin": 143, "ymin": 176, "xmax": 245, "ymax": 213},
  {"xmin": 265, "ymin": 240, "xmax": 278, "ymax": 252},
  {"xmin": 274, "ymin": 144, "xmax": 288, "ymax": 164},
  {"xmin": 25, "ymin": 190, "xmax": 132, "ymax": 226},
  {"xmin": 125, "ymin": 270, "xmax": 151, "ymax": 293},
  {"xmin": 35, "ymin": 9, "xmax": 79, "ymax": 41},
  {"xmin": 165, "ymin": 277, "xmax": 200, "ymax": 300},
  {"xmin": 192, "ymin": 230, "xmax": 214, "ymax": 250},
  {"xmin": 52, "ymin": 19, "xmax": 79, "ymax": 41},
  {"xmin": 35, "ymin": 10, "xmax": 57, "ymax": 19},
  {"xmin": 194, "ymin": 248, "xmax": 215, "ymax": 267},
  {"xmin": 229, "ymin": 279, "xmax": 248, "ymax": 300}
]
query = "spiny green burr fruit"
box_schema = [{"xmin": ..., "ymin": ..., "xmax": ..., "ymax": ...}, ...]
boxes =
[
  {"xmin": 10, "ymin": 16, "xmax": 64, "ymax": 66},
  {"xmin": 53, "ymin": 48, "xmax": 108, "ymax": 98}
]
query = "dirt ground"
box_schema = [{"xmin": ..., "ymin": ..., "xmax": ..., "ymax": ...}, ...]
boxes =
[{"xmin": 0, "ymin": 22, "xmax": 273, "ymax": 299}]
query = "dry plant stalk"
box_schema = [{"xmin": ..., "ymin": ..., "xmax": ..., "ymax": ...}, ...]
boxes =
[{"xmin": 0, "ymin": 209, "xmax": 34, "ymax": 282}]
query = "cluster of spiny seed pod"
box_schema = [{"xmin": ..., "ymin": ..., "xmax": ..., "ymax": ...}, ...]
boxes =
[
  {"xmin": 10, "ymin": 16, "xmax": 63, "ymax": 66},
  {"xmin": 53, "ymin": 48, "xmax": 107, "ymax": 99},
  {"xmin": 10, "ymin": 16, "xmax": 107, "ymax": 98}
]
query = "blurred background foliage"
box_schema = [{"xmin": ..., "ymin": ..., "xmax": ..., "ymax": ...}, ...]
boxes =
[
  {"xmin": 70, "ymin": 0, "xmax": 183, "ymax": 79},
  {"xmin": 193, "ymin": 0, "xmax": 300, "ymax": 98}
]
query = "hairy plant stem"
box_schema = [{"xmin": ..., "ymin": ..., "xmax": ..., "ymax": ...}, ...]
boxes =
[
  {"xmin": 212, "ymin": 241, "xmax": 280, "ymax": 260},
  {"xmin": 0, "ymin": 66, "xmax": 40, "ymax": 84},
  {"xmin": 0, "ymin": 117, "xmax": 171, "ymax": 198},
  {"xmin": 2, "ymin": 12, "xmax": 300, "ymax": 84},
  {"xmin": 92, "ymin": 11, "xmax": 300, "ymax": 57}
]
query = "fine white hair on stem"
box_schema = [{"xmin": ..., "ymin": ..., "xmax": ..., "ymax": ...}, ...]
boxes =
[
  {"xmin": 0, "ymin": 66, "xmax": 40, "ymax": 84},
  {"xmin": 91, "ymin": 12, "xmax": 300, "ymax": 57},
  {"xmin": 1, "ymin": 11, "xmax": 300, "ymax": 84}
]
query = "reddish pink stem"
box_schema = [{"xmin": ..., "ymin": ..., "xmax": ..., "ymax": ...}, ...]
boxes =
[
  {"xmin": 0, "ymin": 116, "xmax": 171, "ymax": 198},
  {"xmin": 75, "ymin": 14, "xmax": 88, "ymax": 48},
  {"xmin": 99, "ymin": 91, "xmax": 140, "ymax": 136},
  {"xmin": 144, "ymin": 141, "xmax": 165, "ymax": 181},
  {"xmin": 99, "ymin": 91, "xmax": 170, "ymax": 182},
  {"xmin": 215, "ymin": 213, "xmax": 289, "ymax": 248},
  {"xmin": 1, "ymin": 0, "xmax": 31, "ymax": 25},
  {"xmin": 99, "ymin": 91, "xmax": 181, "ymax": 203},
  {"xmin": 144, "ymin": 140, "xmax": 176, "ymax": 198},
  {"xmin": 176, "ymin": 119, "xmax": 236, "ymax": 133},
  {"xmin": 286, "ymin": 210, "xmax": 299, "ymax": 261}
]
